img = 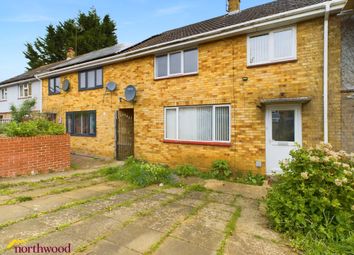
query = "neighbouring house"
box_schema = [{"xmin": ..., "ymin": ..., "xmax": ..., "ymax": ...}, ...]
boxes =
[
  {"xmin": 340, "ymin": 0, "xmax": 354, "ymax": 152},
  {"xmin": 0, "ymin": 63, "xmax": 63, "ymax": 122},
  {"xmin": 1, "ymin": 0, "xmax": 351, "ymax": 175}
]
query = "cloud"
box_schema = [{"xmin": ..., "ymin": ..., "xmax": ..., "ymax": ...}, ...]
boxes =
[
  {"xmin": 155, "ymin": 5, "xmax": 188, "ymax": 16},
  {"xmin": 1, "ymin": 15, "xmax": 52, "ymax": 23}
]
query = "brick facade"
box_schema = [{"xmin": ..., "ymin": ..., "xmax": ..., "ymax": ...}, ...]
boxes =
[
  {"xmin": 42, "ymin": 17, "xmax": 343, "ymax": 174},
  {"xmin": 0, "ymin": 135, "xmax": 70, "ymax": 177}
]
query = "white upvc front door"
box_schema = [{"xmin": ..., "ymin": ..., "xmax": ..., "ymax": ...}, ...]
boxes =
[{"xmin": 266, "ymin": 104, "xmax": 302, "ymax": 174}]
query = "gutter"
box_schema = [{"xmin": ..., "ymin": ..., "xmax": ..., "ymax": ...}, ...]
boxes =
[
  {"xmin": 34, "ymin": 75, "xmax": 43, "ymax": 113},
  {"xmin": 0, "ymin": 78, "xmax": 36, "ymax": 88},
  {"xmin": 38, "ymin": 0, "xmax": 346, "ymax": 78},
  {"xmin": 323, "ymin": 2, "xmax": 331, "ymax": 144}
]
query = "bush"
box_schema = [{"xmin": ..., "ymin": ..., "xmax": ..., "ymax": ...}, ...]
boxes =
[
  {"xmin": 101, "ymin": 157, "xmax": 176, "ymax": 187},
  {"xmin": 233, "ymin": 171, "xmax": 265, "ymax": 186},
  {"xmin": 4, "ymin": 119, "xmax": 65, "ymax": 137},
  {"xmin": 174, "ymin": 165, "xmax": 200, "ymax": 177},
  {"xmin": 10, "ymin": 99, "xmax": 36, "ymax": 123},
  {"xmin": 211, "ymin": 160, "xmax": 232, "ymax": 179},
  {"xmin": 266, "ymin": 144, "xmax": 354, "ymax": 254},
  {"xmin": 0, "ymin": 123, "xmax": 8, "ymax": 134}
]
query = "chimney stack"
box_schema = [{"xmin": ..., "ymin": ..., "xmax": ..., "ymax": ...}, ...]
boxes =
[
  {"xmin": 227, "ymin": 0, "xmax": 241, "ymax": 13},
  {"xmin": 66, "ymin": 47, "xmax": 75, "ymax": 60}
]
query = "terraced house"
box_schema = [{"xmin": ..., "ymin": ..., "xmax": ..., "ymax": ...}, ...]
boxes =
[{"xmin": 2, "ymin": 0, "xmax": 353, "ymax": 175}]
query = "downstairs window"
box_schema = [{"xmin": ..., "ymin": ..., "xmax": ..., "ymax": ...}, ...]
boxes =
[
  {"xmin": 164, "ymin": 105, "xmax": 230, "ymax": 143},
  {"xmin": 66, "ymin": 111, "xmax": 96, "ymax": 136}
]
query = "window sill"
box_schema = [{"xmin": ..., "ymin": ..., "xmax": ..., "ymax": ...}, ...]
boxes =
[
  {"xmin": 68, "ymin": 134, "xmax": 96, "ymax": 137},
  {"xmin": 247, "ymin": 58, "xmax": 297, "ymax": 68},
  {"xmin": 79, "ymin": 86, "xmax": 103, "ymax": 91},
  {"xmin": 49, "ymin": 93, "xmax": 61, "ymax": 96},
  {"xmin": 163, "ymin": 139, "xmax": 231, "ymax": 147},
  {"xmin": 154, "ymin": 72, "xmax": 198, "ymax": 81},
  {"xmin": 0, "ymin": 100, "xmax": 7, "ymax": 102},
  {"xmin": 18, "ymin": 96, "xmax": 33, "ymax": 100}
]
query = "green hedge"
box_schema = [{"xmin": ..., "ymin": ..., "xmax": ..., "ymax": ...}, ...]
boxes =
[{"xmin": 4, "ymin": 119, "xmax": 65, "ymax": 137}]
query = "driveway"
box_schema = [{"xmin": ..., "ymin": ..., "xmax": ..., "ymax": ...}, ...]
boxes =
[{"xmin": 0, "ymin": 169, "xmax": 295, "ymax": 255}]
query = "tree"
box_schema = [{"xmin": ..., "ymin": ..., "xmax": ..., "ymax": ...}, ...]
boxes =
[
  {"xmin": 10, "ymin": 99, "xmax": 36, "ymax": 123},
  {"xmin": 24, "ymin": 8, "xmax": 117, "ymax": 70}
]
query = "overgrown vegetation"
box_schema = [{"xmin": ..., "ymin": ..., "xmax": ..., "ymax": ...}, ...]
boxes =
[
  {"xmin": 100, "ymin": 157, "xmax": 176, "ymax": 187},
  {"xmin": 10, "ymin": 99, "xmax": 36, "ymax": 123},
  {"xmin": 0, "ymin": 99, "xmax": 64, "ymax": 137},
  {"xmin": 266, "ymin": 144, "xmax": 354, "ymax": 255},
  {"xmin": 4, "ymin": 119, "xmax": 64, "ymax": 137},
  {"xmin": 174, "ymin": 160, "xmax": 265, "ymax": 186}
]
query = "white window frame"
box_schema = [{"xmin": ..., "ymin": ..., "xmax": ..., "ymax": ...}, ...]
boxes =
[
  {"xmin": 164, "ymin": 104, "xmax": 231, "ymax": 143},
  {"xmin": 0, "ymin": 88, "xmax": 7, "ymax": 101},
  {"xmin": 155, "ymin": 48, "xmax": 198, "ymax": 79},
  {"xmin": 18, "ymin": 83, "xmax": 32, "ymax": 99},
  {"xmin": 247, "ymin": 26, "xmax": 297, "ymax": 66}
]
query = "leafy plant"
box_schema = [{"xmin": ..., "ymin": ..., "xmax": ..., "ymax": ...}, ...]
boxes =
[
  {"xmin": 266, "ymin": 143, "xmax": 354, "ymax": 254},
  {"xmin": 174, "ymin": 165, "xmax": 200, "ymax": 177},
  {"xmin": 101, "ymin": 157, "xmax": 176, "ymax": 187},
  {"xmin": 4, "ymin": 119, "xmax": 64, "ymax": 137},
  {"xmin": 0, "ymin": 123, "xmax": 8, "ymax": 134},
  {"xmin": 233, "ymin": 171, "xmax": 265, "ymax": 186},
  {"xmin": 211, "ymin": 160, "xmax": 232, "ymax": 179},
  {"xmin": 10, "ymin": 99, "xmax": 36, "ymax": 123}
]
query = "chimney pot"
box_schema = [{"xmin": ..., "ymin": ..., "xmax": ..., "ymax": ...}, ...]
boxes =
[
  {"xmin": 66, "ymin": 47, "xmax": 75, "ymax": 60},
  {"xmin": 227, "ymin": 0, "xmax": 241, "ymax": 13}
]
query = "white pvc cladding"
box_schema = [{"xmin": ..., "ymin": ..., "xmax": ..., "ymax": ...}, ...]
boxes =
[
  {"xmin": 155, "ymin": 48, "xmax": 198, "ymax": 79},
  {"xmin": 247, "ymin": 26, "xmax": 297, "ymax": 66},
  {"xmin": 164, "ymin": 104, "xmax": 231, "ymax": 143}
]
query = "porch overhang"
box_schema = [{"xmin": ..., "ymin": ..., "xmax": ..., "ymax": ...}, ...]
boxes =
[{"xmin": 258, "ymin": 96, "xmax": 312, "ymax": 108}]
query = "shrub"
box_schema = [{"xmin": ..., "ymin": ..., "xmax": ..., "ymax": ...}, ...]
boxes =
[
  {"xmin": 0, "ymin": 123, "xmax": 8, "ymax": 134},
  {"xmin": 211, "ymin": 160, "xmax": 232, "ymax": 179},
  {"xmin": 266, "ymin": 144, "xmax": 354, "ymax": 254},
  {"xmin": 174, "ymin": 165, "xmax": 200, "ymax": 177},
  {"xmin": 234, "ymin": 171, "xmax": 265, "ymax": 186},
  {"xmin": 10, "ymin": 99, "xmax": 36, "ymax": 123},
  {"xmin": 4, "ymin": 119, "xmax": 64, "ymax": 137},
  {"xmin": 101, "ymin": 157, "xmax": 175, "ymax": 187}
]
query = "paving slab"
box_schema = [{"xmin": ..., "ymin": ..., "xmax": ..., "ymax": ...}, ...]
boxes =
[
  {"xmin": 204, "ymin": 179, "xmax": 267, "ymax": 200},
  {"xmin": 20, "ymin": 195, "xmax": 73, "ymax": 212},
  {"xmin": 155, "ymin": 237, "xmax": 212, "ymax": 255},
  {"xmin": 224, "ymin": 197, "xmax": 296, "ymax": 255},
  {"xmin": 87, "ymin": 240, "xmax": 141, "ymax": 255},
  {"xmin": 0, "ymin": 205, "xmax": 33, "ymax": 224},
  {"xmin": 0, "ymin": 218, "xmax": 50, "ymax": 251}
]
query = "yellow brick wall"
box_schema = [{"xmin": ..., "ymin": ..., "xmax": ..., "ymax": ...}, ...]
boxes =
[{"xmin": 42, "ymin": 17, "xmax": 342, "ymax": 174}]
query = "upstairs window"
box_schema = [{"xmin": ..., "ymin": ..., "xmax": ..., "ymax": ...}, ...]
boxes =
[
  {"xmin": 66, "ymin": 111, "xmax": 96, "ymax": 137},
  {"xmin": 79, "ymin": 68, "xmax": 103, "ymax": 90},
  {"xmin": 19, "ymin": 83, "xmax": 32, "ymax": 99},
  {"xmin": 155, "ymin": 49, "xmax": 198, "ymax": 78},
  {"xmin": 49, "ymin": 77, "xmax": 61, "ymax": 95},
  {"xmin": 248, "ymin": 27, "xmax": 296, "ymax": 66},
  {"xmin": 0, "ymin": 88, "xmax": 7, "ymax": 101},
  {"xmin": 164, "ymin": 105, "xmax": 230, "ymax": 143}
]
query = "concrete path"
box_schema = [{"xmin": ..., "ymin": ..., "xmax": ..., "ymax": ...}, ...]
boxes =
[{"xmin": 0, "ymin": 170, "xmax": 296, "ymax": 255}]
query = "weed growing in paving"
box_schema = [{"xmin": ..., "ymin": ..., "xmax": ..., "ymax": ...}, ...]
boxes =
[
  {"xmin": 216, "ymin": 206, "xmax": 241, "ymax": 255},
  {"xmin": 100, "ymin": 157, "xmax": 177, "ymax": 187}
]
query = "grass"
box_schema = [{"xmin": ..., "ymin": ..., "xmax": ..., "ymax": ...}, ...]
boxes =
[{"xmin": 216, "ymin": 206, "xmax": 241, "ymax": 255}]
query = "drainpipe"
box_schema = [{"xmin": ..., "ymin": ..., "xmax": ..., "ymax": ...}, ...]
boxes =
[
  {"xmin": 323, "ymin": 2, "xmax": 331, "ymax": 144},
  {"xmin": 34, "ymin": 74, "xmax": 43, "ymax": 113}
]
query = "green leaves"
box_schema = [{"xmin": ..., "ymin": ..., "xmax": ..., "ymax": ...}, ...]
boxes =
[
  {"xmin": 24, "ymin": 8, "xmax": 118, "ymax": 70},
  {"xmin": 4, "ymin": 119, "xmax": 65, "ymax": 137},
  {"xmin": 266, "ymin": 144, "xmax": 354, "ymax": 254}
]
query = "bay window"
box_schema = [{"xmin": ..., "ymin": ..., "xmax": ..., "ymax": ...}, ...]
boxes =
[
  {"xmin": 164, "ymin": 105, "xmax": 230, "ymax": 143},
  {"xmin": 248, "ymin": 26, "xmax": 296, "ymax": 66},
  {"xmin": 155, "ymin": 49, "xmax": 198, "ymax": 78}
]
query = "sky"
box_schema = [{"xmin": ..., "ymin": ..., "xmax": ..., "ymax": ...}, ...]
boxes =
[{"xmin": 0, "ymin": 0, "xmax": 272, "ymax": 81}]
